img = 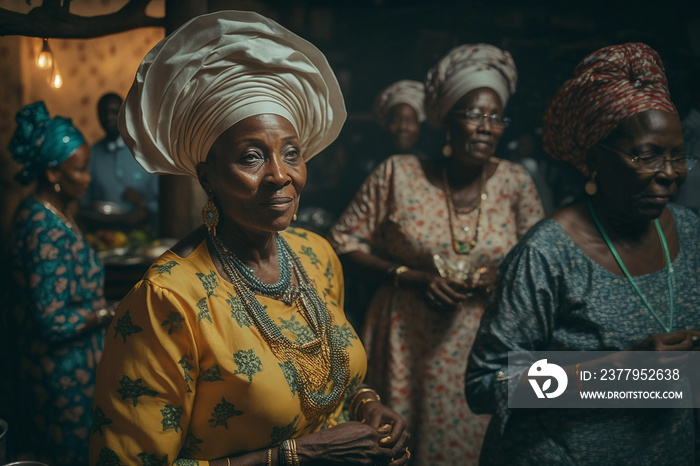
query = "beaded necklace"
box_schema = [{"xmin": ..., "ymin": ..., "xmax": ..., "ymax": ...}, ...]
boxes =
[
  {"xmin": 215, "ymin": 235, "xmax": 297, "ymax": 304},
  {"xmin": 210, "ymin": 232, "xmax": 350, "ymax": 422},
  {"xmin": 442, "ymin": 166, "xmax": 487, "ymax": 254},
  {"xmin": 34, "ymin": 195, "xmax": 82, "ymax": 238},
  {"xmin": 587, "ymin": 200, "xmax": 675, "ymax": 332}
]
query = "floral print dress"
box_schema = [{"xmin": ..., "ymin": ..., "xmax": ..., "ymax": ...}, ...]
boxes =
[
  {"xmin": 328, "ymin": 154, "xmax": 544, "ymax": 465},
  {"xmin": 10, "ymin": 196, "xmax": 106, "ymax": 465}
]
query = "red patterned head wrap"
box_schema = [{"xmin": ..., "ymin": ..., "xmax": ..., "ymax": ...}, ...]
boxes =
[{"xmin": 542, "ymin": 42, "xmax": 678, "ymax": 176}]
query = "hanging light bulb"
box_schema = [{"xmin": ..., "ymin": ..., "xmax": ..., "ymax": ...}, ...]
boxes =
[
  {"xmin": 50, "ymin": 65, "xmax": 63, "ymax": 89},
  {"xmin": 36, "ymin": 38, "xmax": 53, "ymax": 70}
]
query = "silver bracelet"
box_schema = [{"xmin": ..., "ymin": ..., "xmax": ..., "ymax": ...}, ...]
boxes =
[{"xmin": 96, "ymin": 305, "xmax": 116, "ymax": 326}]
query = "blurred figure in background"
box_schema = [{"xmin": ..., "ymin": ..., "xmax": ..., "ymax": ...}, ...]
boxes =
[
  {"xmin": 506, "ymin": 126, "xmax": 554, "ymax": 214},
  {"xmin": 80, "ymin": 92, "xmax": 159, "ymax": 235},
  {"xmin": 329, "ymin": 44, "xmax": 544, "ymax": 464},
  {"xmin": 371, "ymin": 79, "xmax": 427, "ymax": 163},
  {"xmin": 676, "ymin": 66, "xmax": 700, "ymax": 213},
  {"xmin": 8, "ymin": 102, "xmax": 114, "ymax": 465}
]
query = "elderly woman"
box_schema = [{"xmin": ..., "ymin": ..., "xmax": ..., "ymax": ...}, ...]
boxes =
[
  {"xmin": 89, "ymin": 11, "xmax": 409, "ymax": 466},
  {"xmin": 373, "ymin": 79, "xmax": 426, "ymax": 156},
  {"xmin": 8, "ymin": 101, "xmax": 113, "ymax": 465},
  {"xmin": 328, "ymin": 44, "xmax": 544, "ymax": 464},
  {"xmin": 465, "ymin": 42, "xmax": 700, "ymax": 464}
]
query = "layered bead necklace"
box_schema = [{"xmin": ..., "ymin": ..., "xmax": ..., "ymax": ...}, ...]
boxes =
[
  {"xmin": 210, "ymin": 231, "xmax": 350, "ymax": 422},
  {"xmin": 588, "ymin": 200, "xmax": 675, "ymax": 332},
  {"xmin": 442, "ymin": 166, "xmax": 487, "ymax": 254}
]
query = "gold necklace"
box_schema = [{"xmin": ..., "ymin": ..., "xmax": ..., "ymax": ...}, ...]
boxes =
[
  {"xmin": 442, "ymin": 166, "xmax": 487, "ymax": 255},
  {"xmin": 34, "ymin": 195, "xmax": 82, "ymax": 237},
  {"xmin": 210, "ymin": 232, "xmax": 350, "ymax": 423}
]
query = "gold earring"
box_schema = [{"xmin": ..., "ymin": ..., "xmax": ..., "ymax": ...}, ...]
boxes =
[
  {"xmin": 202, "ymin": 195, "xmax": 219, "ymax": 236},
  {"xmin": 293, "ymin": 196, "xmax": 300, "ymax": 222},
  {"xmin": 585, "ymin": 171, "xmax": 598, "ymax": 196},
  {"xmin": 442, "ymin": 131, "xmax": 452, "ymax": 157},
  {"xmin": 54, "ymin": 183, "xmax": 61, "ymax": 193}
]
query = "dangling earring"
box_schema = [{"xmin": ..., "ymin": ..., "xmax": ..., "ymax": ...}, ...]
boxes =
[
  {"xmin": 293, "ymin": 196, "xmax": 300, "ymax": 222},
  {"xmin": 54, "ymin": 183, "xmax": 61, "ymax": 193},
  {"xmin": 585, "ymin": 170, "xmax": 598, "ymax": 196},
  {"xmin": 202, "ymin": 194, "xmax": 219, "ymax": 236},
  {"xmin": 442, "ymin": 131, "xmax": 452, "ymax": 157}
]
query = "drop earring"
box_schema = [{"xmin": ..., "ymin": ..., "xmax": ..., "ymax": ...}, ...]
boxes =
[
  {"xmin": 442, "ymin": 131, "xmax": 452, "ymax": 157},
  {"xmin": 202, "ymin": 193, "xmax": 219, "ymax": 236},
  {"xmin": 585, "ymin": 171, "xmax": 598, "ymax": 196},
  {"xmin": 54, "ymin": 183, "xmax": 61, "ymax": 193},
  {"xmin": 293, "ymin": 196, "xmax": 300, "ymax": 222}
]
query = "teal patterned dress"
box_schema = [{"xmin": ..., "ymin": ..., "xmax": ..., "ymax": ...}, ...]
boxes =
[
  {"xmin": 9, "ymin": 196, "xmax": 106, "ymax": 465},
  {"xmin": 466, "ymin": 204, "xmax": 700, "ymax": 465}
]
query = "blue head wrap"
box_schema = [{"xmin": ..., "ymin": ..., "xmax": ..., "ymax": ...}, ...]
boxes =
[{"xmin": 9, "ymin": 101, "xmax": 86, "ymax": 185}]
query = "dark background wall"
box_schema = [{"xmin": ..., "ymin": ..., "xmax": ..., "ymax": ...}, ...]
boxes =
[{"xmin": 215, "ymin": 0, "xmax": 699, "ymax": 223}]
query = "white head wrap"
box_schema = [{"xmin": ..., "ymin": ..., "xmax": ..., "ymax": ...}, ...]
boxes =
[
  {"xmin": 372, "ymin": 80, "xmax": 426, "ymax": 128},
  {"xmin": 119, "ymin": 10, "xmax": 347, "ymax": 177},
  {"xmin": 424, "ymin": 43, "xmax": 517, "ymax": 129}
]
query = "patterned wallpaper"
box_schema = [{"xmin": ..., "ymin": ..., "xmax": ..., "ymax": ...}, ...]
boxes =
[{"xmin": 0, "ymin": 1, "xmax": 165, "ymax": 243}]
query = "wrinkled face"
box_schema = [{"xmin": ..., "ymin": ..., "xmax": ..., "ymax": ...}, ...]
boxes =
[
  {"xmin": 50, "ymin": 144, "xmax": 91, "ymax": 201},
  {"xmin": 594, "ymin": 109, "xmax": 686, "ymax": 220},
  {"xmin": 98, "ymin": 97, "xmax": 122, "ymax": 139},
  {"xmin": 446, "ymin": 87, "xmax": 505, "ymax": 166},
  {"xmin": 199, "ymin": 114, "xmax": 306, "ymax": 234},
  {"xmin": 387, "ymin": 103, "xmax": 420, "ymax": 152}
]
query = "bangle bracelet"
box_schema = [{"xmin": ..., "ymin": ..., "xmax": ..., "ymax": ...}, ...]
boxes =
[
  {"xmin": 279, "ymin": 438, "xmax": 299, "ymax": 466},
  {"xmin": 353, "ymin": 398, "xmax": 381, "ymax": 420},
  {"xmin": 349, "ymin": 388, "xmax": 381, "ymax": 420},
  {"xmin": 291, "ymin": 438, "xmax": 299, "ymax": 466},
  {"xmin": 266, "ymin": 448, "xmax": 272, "ymax": 466},
  {"xmin": 393, "ymin": 265, "xmax": 409, "ymax": 287},
  {"xmin": 95, "ymin": 305, "xmax": 115, "ymax": 326},
  {"xmin": 349, "ymin": 387, "xmax": 380, "ymax": 415}
]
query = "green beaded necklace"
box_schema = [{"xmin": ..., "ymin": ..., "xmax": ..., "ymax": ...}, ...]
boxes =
[{"xmin": 587, "ymin": 200, "xmax": 675, "ymax": 333}]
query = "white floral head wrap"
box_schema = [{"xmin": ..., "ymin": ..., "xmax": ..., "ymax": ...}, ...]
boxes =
[
  {"xmin": 372, "ymin": 80, "xmax": 426, "ymax": 128},
  {"xmin": 424, "ymin": 43, "xmax": 517, "ymax": 129},
  {"xmin": 119, "ymin": 10, "xmax": 346, "ymax": 177}
]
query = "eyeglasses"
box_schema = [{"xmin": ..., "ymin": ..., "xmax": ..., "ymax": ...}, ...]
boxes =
[
  {"xmin": 598, "ymin": 143, "xmax": 697, "ymax": 173},
  {"xmin": 454, "ymin": 109, "xmax": 511, "ymax": 128}
]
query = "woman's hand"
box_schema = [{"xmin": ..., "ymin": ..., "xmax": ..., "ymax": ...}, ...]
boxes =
[
  {"xmin": 423, "ymin": 273, "xmax": 469, "ymax": 312},
  {"xmin": 469, "ymin": 264, "xmax": 499, "ymax": 295},
  {"xmin": 628, "ymin": 329, "xmax": 700, "ymax": 351},
  {"xmin": 295, "ymin": 417, "xmax": 410, "ymax": 465},
  {"xmin": 359, "ymin": 400, "xmax": 409, "ymax": 452}
]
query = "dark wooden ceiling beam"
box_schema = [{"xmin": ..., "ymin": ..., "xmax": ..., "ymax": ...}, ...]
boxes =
[{"xmin": 0, "ymin": 0, "xmax": 164, "ymax": 38}]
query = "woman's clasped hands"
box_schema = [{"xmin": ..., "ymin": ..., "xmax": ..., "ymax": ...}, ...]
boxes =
[
  {"xmin": 294, "ymin": 399, "xmax": 410, "ymax": 465},
  {"xmin": 424, "ymin": 264, "xmax": 498, "ymax": 312}
]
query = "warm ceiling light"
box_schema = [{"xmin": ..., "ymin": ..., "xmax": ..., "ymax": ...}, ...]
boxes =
[
  {"xmin": 36, "ymin": 38, "xmax": 54, "ymax": 70},
  {"xmin": 50, "ymin": 66, "xmax": 63, "ymax": 89}
]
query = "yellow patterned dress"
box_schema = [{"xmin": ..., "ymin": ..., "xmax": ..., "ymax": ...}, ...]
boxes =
[{"xmin": 89, "ymin": 228, "xmax": 366, "ymax": 465}]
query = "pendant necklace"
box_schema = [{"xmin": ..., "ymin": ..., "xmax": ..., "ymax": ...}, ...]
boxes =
[
  {"xmin": 443, "ymin": 165, "xmax": 487, "ymax": 254},
  {"xmin": 587, "ymin": 200, "xmax": 675, "ymax": 332}
]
